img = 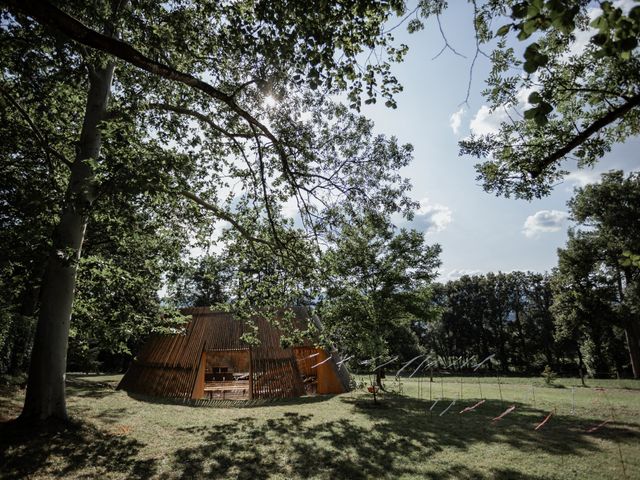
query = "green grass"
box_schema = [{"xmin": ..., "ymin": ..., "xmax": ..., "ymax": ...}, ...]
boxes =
[{"xmin": 1, "ymin": 374, "xmax": 639, "ymax": 479}]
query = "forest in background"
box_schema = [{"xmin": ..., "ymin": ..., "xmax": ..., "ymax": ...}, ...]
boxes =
[
  {"xmin": 2, "ymin": 172, "xmax": 638, "ymax": 380},
  {"xmin": 1, "ymin": 0, "xmax": 639, "ymax": 423}
]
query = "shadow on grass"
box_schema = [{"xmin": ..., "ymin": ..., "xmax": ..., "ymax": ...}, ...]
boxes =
[
  {"xmin": 1, "ymin": 384, "xmax": 637, "ymax": 480},
  {"xmin": 0, "ymin": 419, "xmax": 155, "ymax": 480},
  {"xmin": 125, "ymin": 390, "xmax": 338, "ymax": 409},
  {"xmin": 347, "ymin": 394, "xmax": 639, "ymax": 452},
  {"xmin": 0, "ymin": 387, "xmax": 23, "ymax": 422},
  {"xmin": 168, "ymin": 395, "xmax": 637, "ymax": 480},
  {"xmin": 65, "ymin": 375, "xmax": 120, "ymax": 399}
]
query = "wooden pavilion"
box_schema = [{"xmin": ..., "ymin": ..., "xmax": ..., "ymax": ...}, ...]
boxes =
[{"xmin": 117, "ymin": 306, "xmax": 349, "ymax": 400}]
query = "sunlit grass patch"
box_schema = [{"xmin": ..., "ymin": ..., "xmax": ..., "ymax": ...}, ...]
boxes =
[{"xmin": 1, "ymin": 374, "xmax": 639, "ymax": 479}]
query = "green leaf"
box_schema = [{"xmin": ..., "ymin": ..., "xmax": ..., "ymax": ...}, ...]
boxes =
[
  {"xmin": 524, "ymin": 42, "xmax": 540, "ymax": 60},
  {"xmin": 591, "ymin": 33, "xmax": 608, "ymax": 46},
  {"xmin": 407, "ymin": 18, "xmax": 424, "ymax": 33},
  {"xmin": 512, "ymin": 3, "xmax": 529, "ymax": 19},
  {"xmin": 523, "ymin": 60, "xmax": 538, "ymax": 73},
  {"xmin": 523, "ymin": 19, "xmax": 538, "ymax": 36},
  {"xmin": 538, "ymin": 101, "xmax": 553, "ymax": 115},
  {"xmin": 619, "ymin": 37, "xmax": 638, "ymax": 52},
  {"xmin": 496, "ymin": 24, "xmax": 512, "ymax": 36},
  {"xmin": 534, "ymin": 111, "xmax": 549, "ymax": 126},
  {"xmin": 528, "ymin": 91, "xmax": 542, "ymax": 104}
]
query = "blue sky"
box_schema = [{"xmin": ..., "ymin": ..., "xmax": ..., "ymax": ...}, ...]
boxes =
[{"xmin": 357, "ymin": 1, "xmax": 640, "ymax": 281}]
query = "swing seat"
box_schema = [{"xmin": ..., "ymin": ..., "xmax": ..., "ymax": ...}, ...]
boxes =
[{"xmin": 367, "ymin": 386, "xmax": 379, "ymax": 393}]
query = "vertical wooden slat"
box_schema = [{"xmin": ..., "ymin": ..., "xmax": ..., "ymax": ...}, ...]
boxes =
[{"xmin": 118, "ymin": 306, "xmax": 346, "ymax": 400}]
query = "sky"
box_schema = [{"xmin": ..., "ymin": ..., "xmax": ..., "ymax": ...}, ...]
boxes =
[{"xmin": 354, "ymin": 1, "xmax": 640, "ymax": 282}]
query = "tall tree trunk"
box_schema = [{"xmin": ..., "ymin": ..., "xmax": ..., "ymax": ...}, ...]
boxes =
[
  {"xmin": 616, "ymin": 268, "xmax": 640, "ymax": 379},
  {"xmin": 514, "ymin": 305, "xmax": 529, "ymax": 372},
  {"xmin": 624, "ymin": 320, "xmax": 640, "ymax": 379},
  {"xmin": 542, "ymin": 289, "xmax": 555, "ymax": 367},
  {"xmin": 496, "ymin": 318, "xmax": 508, "ymax": 371},
  {"xmin": 577, "ymin": 346, "xmax": 586, "ymax": 387},
  {"xmin": 20, "ymin": 63, "xmax": 114, "ymax": 422}
]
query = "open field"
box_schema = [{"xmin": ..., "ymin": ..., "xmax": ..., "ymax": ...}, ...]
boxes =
[{"xmin": 1, "ymin": 374, "xmax": 639, "ymax": 479}]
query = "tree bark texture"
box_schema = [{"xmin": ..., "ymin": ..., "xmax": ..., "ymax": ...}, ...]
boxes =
[
  {"xmin": 20, "ymin": 63, "xmax": 114, "ymax": 421},
  {"xmin": 624, "ymin": 320, "xmax": 640, "ymax": 379}
]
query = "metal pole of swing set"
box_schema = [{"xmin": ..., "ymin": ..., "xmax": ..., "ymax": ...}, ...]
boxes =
[
  {"xmin": 532, "ymin": 384, "xmax": 536, "ymax": 407},
  {"xmin": 473, "ymin": 354, "xmax": 496, "ymax": 401},
  {"xmin": 367, "ymin": 371, "xmax": 377, "ymax": 404},
  {"xmin": 410, "ymin": 357, "xmax": 431, "ymax": 400},
  {"xmin": 248, "ymin": 346, "xmax": 254, "ymax": 400}
]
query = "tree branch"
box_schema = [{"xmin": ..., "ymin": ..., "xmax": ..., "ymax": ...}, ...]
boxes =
[
  {"xmin": 0, "ymin": 84, "xmax": 72, "ymax": 168},
  {"xmin": 180, "ymin": 190, "xmax": 270, "ymax": 247},
  {"xmin": 432, "ymin": 13, "xmax": 466, "ymax": 60},
  {"xmin": 141, "ymin": 103, "xmax": 263, "ymax": 204},
  {"xmin": 146, "ymin": 102, "xmax": 255, "ymax": 139},
  {"xmin": 10, "ymin": 0, "xmax": 308, "ymax": 234},
  {"xmin": 7, "ymin": 0, "xmax": 286, "ymax": 166},
  {"xmin": 249, "ymin": 123, "xmax": 287, "ymax": 248},
  {"xmin": 529, "ymin": 93, "xmax": 640, "ymax": 177}
]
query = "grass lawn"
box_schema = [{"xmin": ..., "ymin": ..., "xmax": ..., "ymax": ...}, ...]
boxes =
[{"xmin": 1, "ymin": 374, "xmax": 639, "ymax": 479}]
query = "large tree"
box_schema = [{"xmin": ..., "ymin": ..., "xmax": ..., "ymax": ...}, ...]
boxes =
[
  {"xmin": 319, "ymin": 214, "xmax": 441, "ymax": 363},
  {"xmin": 560, "ymin": 171, "xmax": 640, "ymax": 377},
  {"xmin": 1, "ymin": 0, "xmax": 419, "ymax": 421},
  {"xmin": 551, "ymin": 233, "xmax": 626, "ymax": 378}
]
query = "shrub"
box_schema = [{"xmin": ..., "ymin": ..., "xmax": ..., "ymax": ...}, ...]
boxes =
[{"xmin": 541, "ymin": 365, "xmax": 557, "ymax": 385}]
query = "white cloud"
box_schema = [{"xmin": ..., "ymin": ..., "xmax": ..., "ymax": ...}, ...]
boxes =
[
  {"xmin": 522, "ymin": 210, "xmax": 568, "ymax": 238},
  {"xmin": 281, "ymin": 196, "xmax": 299, "ymax": 219},
  {"xmin": 469, "ymin": 82, "xmax": 536, "ymax": 136},
  {"xmin": 615, "ymin": 0, "xmax": 636, "ymax": 12},
  {"xmin": 568, "ymin": 0, "xmax": 635, "ymax": 57},
  {"xmin": 565, "ymin": 170, "xmax": 602, "ymax": 188},
  {"xmin": 568, "ymin": 21, "xmax": 596, "ymax": 57},
  {"xmin": 411, "ymin": 198, "xmax": 453, "ymax": 234},
  {"xmin": 515, "ymin": 84, "xmax": 536, "ymax": 109},
  {"xmin": 440, "ymin": 269, "xmax": 483, "ymax": 282},
  {"xmin": 263, "ymin": 95, "xmax": 277, "ymax": 108},
  {"xmin": 299, "ymin": 111, "xmax": 313, "ymax": 122},
  {"xmin": 449, "ymin": 107, "xmax": 465, "ymax": 135},
  {"xmin": 469, "ymin": 105, "xmax": 509, "ymax": 136}
]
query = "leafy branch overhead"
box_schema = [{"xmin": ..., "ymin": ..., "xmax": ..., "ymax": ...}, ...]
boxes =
[
  {"xmin": 1, "ymin": 0, "xmax": 427, "ymax": 421},
  {"xmin": 458, "ymin": 0, "xmax": 640, "ymax": 199},
  {"xmin": 5, "ymin": 0, "xmax": 416, "ymax": 254}
]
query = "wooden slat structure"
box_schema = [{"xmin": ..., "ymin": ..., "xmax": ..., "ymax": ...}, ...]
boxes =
[{"xmin": 118, "ymin": 307, "xmax": 349, "ymax": 400}]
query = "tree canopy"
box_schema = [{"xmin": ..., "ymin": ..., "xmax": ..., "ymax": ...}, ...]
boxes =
[
  {"xmin": 553, "ymin": 171, "xmax": 640, "ymax": 377},
  {"xmin": 319, "ymin": 214, "xmax": 441, "ymax": 362},
  {"xmin": 2, "ymin": 0, "xmax": 640, "ymax": 424},
  {"xmin": 0, "ymin": 0, "xmax": 422, "ymax": 420},
  {"xmin": 452, "ymin": 0, "xmax": 640, "ymax": 198}
]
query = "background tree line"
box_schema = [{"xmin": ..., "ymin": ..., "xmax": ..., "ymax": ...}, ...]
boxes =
[
  {"xmin": 427, "ymin": 270, "xmax": 629, "ymax": 379},
  {"xmin": 2, "ymin": 171, "xmax": 638, "ymax": 380},
  {"xmin": 397, "ymin": 171, "xmax": 640, "ymax": 380},
  {"xmin": 1, "ymin": 0, "xmax": 639, "ymax": 422}
]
